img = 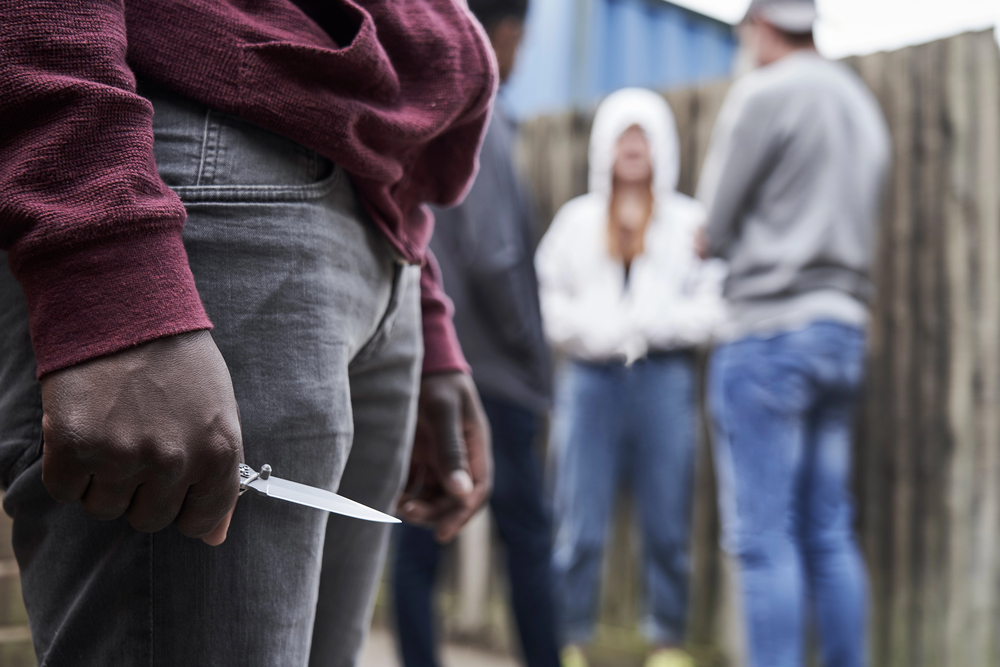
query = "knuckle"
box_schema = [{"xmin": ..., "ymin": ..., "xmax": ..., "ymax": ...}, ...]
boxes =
[
  {"xmin": 41, "ymin": 410, "xmax": 71, "ymax": 441},
  {"xmin": 41, "ymin": 421, "xmax": 82, "ymax": 460},
  {"xmin": 105, "ymin": 437, "xmax": 140, "ymax": 467},
  {"xmin": 199, "ymin": 456, "xmax": 234, "ymax": 489},
  {"xmin": 204, "ymin": 433, "xmax": 242, "ymax": 473},
  {"xmin": 148, "ymin": 442, "xmax": 188, "ymax": 477},
  {"xmin": 44, "ymin": 410, "xmax": 101, "ymax": 453}
]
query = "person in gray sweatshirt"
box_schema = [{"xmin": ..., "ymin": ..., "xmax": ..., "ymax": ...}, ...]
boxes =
[{"xmin": 696, "ymin": 2, "xmax": 891, "ymax": 666}]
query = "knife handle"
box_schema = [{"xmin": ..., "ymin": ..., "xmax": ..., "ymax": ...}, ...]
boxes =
[{"xmin": 238, "ymin": 463, "xmax": 259, "ymax": 496}]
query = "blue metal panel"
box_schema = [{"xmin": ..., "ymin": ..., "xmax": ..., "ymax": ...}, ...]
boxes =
[
  {"xmin": 501, "ymin": 0, "xmax": 738, "ymax": 120},
  {"xmin": 499, "ymin": 0, "xmax": 577, "ymax": 118}
]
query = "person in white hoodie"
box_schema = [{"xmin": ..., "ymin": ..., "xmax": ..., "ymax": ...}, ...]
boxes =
[{"xmin": 536, "ymin": 88, "xmax": 723, "ymax": 667}]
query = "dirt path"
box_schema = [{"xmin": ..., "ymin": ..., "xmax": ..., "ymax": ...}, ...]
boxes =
[{"xmin": 359, "ymin": 627, "xmax": 518, "ymax": 667}]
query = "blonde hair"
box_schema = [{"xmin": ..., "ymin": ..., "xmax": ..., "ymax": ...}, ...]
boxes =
[{"xmin": 607, "ymin": 174, "xmax": 654, "ymax": 264}]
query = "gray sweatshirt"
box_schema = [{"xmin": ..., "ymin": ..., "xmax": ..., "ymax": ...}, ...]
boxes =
[{"xmin": 697, "ymin": 51, "xmax": 891, "ymax": 339}]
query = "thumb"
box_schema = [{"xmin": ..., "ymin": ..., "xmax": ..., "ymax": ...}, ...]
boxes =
[
  {"xmin": 429, "ymin": 390, "xmax": 472, "ymax": 499},
  {"xmin": 447, "ymin": 468, "xmax": 473, "ymax": 499}
]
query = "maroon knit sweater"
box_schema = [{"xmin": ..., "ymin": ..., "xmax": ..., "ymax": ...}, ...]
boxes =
[{"xmin": 0, "ymin": 0, "xmax": 496, "ymax": 377}]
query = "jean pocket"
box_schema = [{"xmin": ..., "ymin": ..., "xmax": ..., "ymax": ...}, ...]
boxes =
[
  {"xmin": 170, "ymin": 163, "xmax": 345, "ymax": 205},
  {"xmin": 148, "ymin": 87, "xmax": 346, "ymax": 205}
]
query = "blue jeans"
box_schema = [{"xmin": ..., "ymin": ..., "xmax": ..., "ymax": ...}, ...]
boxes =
[
  {"xmin": 709, "ymin": 322, "xmax": 868, "ymax": 667},
  {"xmin": 550, "ymin": 353, "xmax": 696, "ymax": 646},
  {"xmin": 393, "ymin": 395, "xmax": 560, "ymax": 667}
]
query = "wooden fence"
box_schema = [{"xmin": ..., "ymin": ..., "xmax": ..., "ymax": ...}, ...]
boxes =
[
  {"xmin": 854, "ymin": 29, "xmax": 1000, "ymax": 667},
  {"xmin": 507, "ymin": 28, "xmax": 1000, "ymax": 667}
]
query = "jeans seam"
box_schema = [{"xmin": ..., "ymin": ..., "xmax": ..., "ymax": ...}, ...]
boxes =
[
  {"xmin": 196, "ymin": 108, "xmax": 212, "ymax": 186},
  {"xmin": 710, "ymin": 353, "xmax": 739, "ymax": 554}
]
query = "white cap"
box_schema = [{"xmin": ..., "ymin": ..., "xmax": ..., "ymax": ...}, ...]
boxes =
[{"xmin": 743, "ymin": 0, "xmax": 817, "ymax": 34}]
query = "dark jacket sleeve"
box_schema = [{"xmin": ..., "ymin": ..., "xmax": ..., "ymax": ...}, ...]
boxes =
[
  {"xmin": 0, "ymin": 0, "xmax": 210, "ymax": 377},
  {"xmin": 462, "ymin": 202, "xmax": 542, "ymax": 356},
  {"xmin": 457, "ymin": 123, "xmax": 544, "ymax": 356}
]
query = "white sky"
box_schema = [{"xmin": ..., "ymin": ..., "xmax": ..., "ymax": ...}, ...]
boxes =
[{"xmin": 669, "ymin": 0, "xmax": 1000, "ymax": 58}]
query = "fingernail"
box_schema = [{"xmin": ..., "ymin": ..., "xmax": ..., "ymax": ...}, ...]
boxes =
[
  {"xmin": 401, "ymin": 501, "xmax": 418, "ymax": 515},
  {"xmin": 449, "ymin": 470, "xmax": 473, "ymax": 496}
]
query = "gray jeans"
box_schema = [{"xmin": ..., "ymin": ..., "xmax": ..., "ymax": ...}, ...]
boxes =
[{"xmin": 0, "ymin": 83, "xmax": 422, "ymax": 667}]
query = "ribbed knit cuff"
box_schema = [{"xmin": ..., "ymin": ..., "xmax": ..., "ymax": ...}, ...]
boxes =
[
  {"xmin": 421, "ymin": 307, "xmax": 470, "ymax": 376},
  {"xmin": 13, "ymin": 227, "xmax": 212, "ymax": 377}
]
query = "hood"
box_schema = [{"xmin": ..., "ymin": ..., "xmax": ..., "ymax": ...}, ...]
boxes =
[{"xmin": 588, "ymin": 88, "xmax": 681, "ymax": 199}]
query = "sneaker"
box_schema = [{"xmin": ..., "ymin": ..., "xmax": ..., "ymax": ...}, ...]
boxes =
[
  {"xmin": 644, "ymin": 647, "xmax": 695, "ymax": 667},
  {"xmin": 560, "ymin": 645, "xmax": 589, "ymax": 667}
]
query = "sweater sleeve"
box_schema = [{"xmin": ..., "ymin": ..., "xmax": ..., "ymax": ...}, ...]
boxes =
[
  {"xmin": 1, "ymin": 0, "xmax": 210, "ymax": 378},
  {"xmin": 420, "ymin": 250, "xmax": 470, "ymax": 376}
]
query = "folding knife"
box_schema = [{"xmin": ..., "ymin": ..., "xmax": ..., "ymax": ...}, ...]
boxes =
[{"xmin": 239, "ymin": 463, "xmax": 400, "ymax": 524}]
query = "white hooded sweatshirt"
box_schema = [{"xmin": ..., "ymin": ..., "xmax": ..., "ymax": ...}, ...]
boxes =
[{"xmin": 535, "ymin": 88, "xmax": 724, "ymax": 364}]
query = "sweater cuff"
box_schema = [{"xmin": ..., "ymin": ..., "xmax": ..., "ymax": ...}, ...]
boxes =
[
  {"xmin": 419, "ymin": 252, "xmax": 470, "ymax": 376},
  {"xmin": 13, "ymin": 227, "xmax": 211, "ymax": 377},
  {"xmin": 421, "ymin": 307, "xmax": 470, "ymax": 376}
]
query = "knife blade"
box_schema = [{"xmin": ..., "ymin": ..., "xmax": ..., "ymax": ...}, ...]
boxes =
[{"xmin": 239, "ymin": 464, "xmax": 400, "ymax": 524}]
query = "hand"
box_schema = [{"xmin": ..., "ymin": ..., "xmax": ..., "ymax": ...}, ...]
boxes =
[
  {"xmin": 398, "ymin": 372, "xmax": 492, "ymax": 543},
  {"xmin": 40, "ymin": 330, "xmax": 243, "ymax": 546},
  {"xmin": 694, "ymin": 226, "xmax": 710, "ymax": 260}
]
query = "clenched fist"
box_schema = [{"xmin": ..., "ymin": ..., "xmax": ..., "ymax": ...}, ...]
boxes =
[
  {"xmin": 40, "ymin": 330, "xmax": 243, "ymax": 545},
  {"xmin": 398, "ymin": 372, "xmax": 492, "ymax": 543}
]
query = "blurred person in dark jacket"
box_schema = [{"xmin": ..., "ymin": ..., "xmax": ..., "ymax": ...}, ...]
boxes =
[
  {"xmin": 697, "ymin": 1, "xmax": 891, "ymax": 666},
  {"xmin": 391, "ymin": 2, "xmax": 560, "ymax": 667}
]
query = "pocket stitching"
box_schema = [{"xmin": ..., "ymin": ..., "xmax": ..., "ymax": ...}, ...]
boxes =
[{"xmin": 171, "ymin": 164, "xmax": 344, "ymax": 203}]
